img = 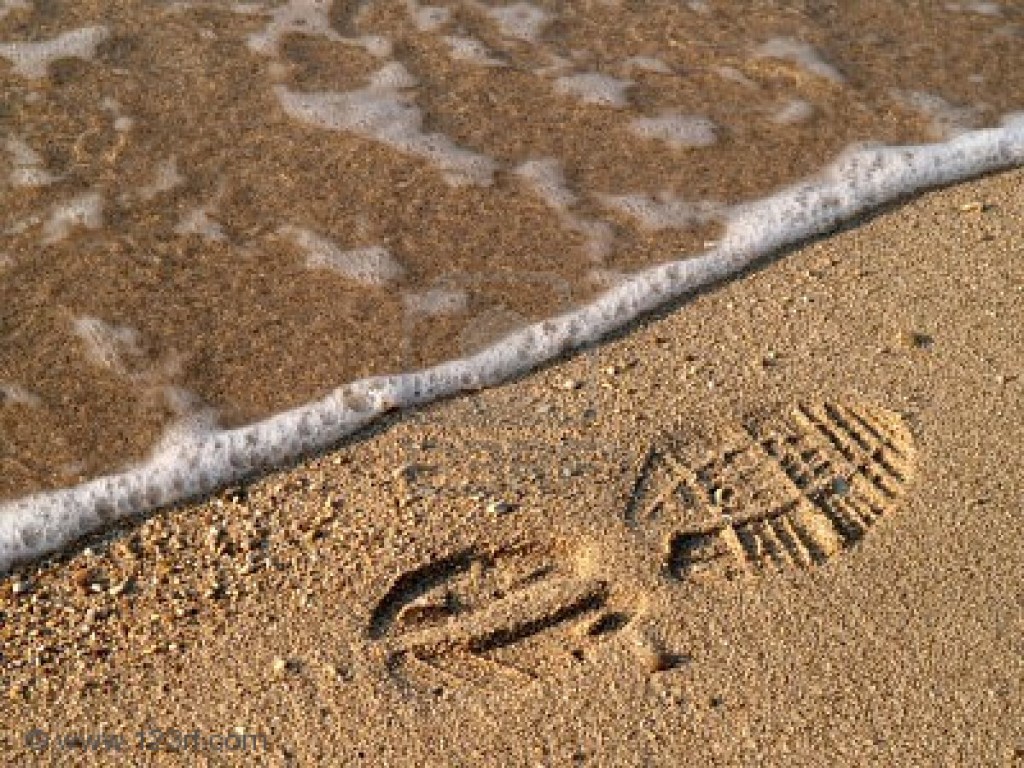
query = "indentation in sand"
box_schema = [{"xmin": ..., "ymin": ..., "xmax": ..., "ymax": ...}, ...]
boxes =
[
  {"xmin": 626, "ymin": 399, "xmax": 915, "ymax": 584},
  {"xmin": 369, "ymin": 540, "xmax": 634, "ymax": 689}
]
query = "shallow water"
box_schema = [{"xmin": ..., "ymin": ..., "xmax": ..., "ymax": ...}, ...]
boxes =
[{"xmin": 0, "ymin": 0, "xmax": 1021, "ymax": 509}]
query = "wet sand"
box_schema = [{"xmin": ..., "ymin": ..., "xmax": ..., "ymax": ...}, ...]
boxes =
[
  {"xmin": 1, "ymin": 0, "xmax": 1023, "ymax": 499},
  {"xmin": 0, "ymin": 167, "xmax": 1021, "ymax": 765}
]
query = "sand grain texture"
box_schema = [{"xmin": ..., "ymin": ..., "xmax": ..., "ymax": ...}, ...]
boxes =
[{"xmin": 0, "ymin": 167, "xmax": 1021, "ymax": 766}]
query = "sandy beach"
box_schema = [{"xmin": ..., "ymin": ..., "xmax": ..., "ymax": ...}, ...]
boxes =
[
  {"xmin": 1, "ymin": 166, "xmax": 1021, "ymax": 765},
  {"xmin": 2, "ymin": 0, "xmax": 1022, "ymax": 501}
]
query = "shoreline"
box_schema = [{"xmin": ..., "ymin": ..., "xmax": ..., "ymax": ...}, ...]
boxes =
[
  {"xmin": 2, "ymin": 123, "xmax": 1022, "ymax": 573},
  {"xmin": 1, "ymin": 167, "xmax": 1021, "ymax": 765}
]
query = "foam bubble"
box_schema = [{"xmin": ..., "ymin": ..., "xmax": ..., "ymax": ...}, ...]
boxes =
[
  {"xmin": 570, "ymin": 219, "xmax": 616, "ymax": 261},
  {"xmin": 946, "ymin": 2, "xmax": 1002, "ymax": 15},
  {"xmin": 0, "ymin": 119, "xmax": 1021, "ymax": 572},
  {"xmin": 403, "ymin": 287, "xmax": 469, "ymax": 316},
  {"xmin": 275, "ymin": 68, "xmax": 498, "ymax": 186},
  {"xmin": 515, "ymin": 158, "xmax": 578, "ymax": 209},
  {"xmin": 368, "ymin": 60, "xmax": 418, "ymax": 89},
  {"xmin": 514, "ymin": 158, "xmax": 615, "ymax": 260},
  {"xmin": 42, "ymin": 191, "xmax": 104, "ymax": 244},
  {"xmin": 280, "ymin": 226, "xmax": 405, "ymax": 286},
  {"xmin": 585, "ymin": 268, "xmax": 629, "ymax": 289},
  {"xmin": 755, "ymin": 37, "xmax": 844, "ymax": 84},
  {"xmin": 246, "ymin": 0, "xmax": 341, "ymax": 57},
  {"xmin": 138, "ymin": 157, "xmax": 184, "ymax": 201},
  {"xmin": 893, "ymin": 90, "xmax": 983, "ymax": 139},
  {"xmin": 715, "ymin": 65, "xmax": 760, "ymax": 89},
  {"xmin": 600, "ymin": 193, "xmax": 724, "ymax": 231},
  {"xmin": 175, "ymin": 207, "xmax": 227, "ymax": 242},
  {"xmin": 532, "ymin": 52, "xmax": 574, "ymax": 77},
  {"xmin": 72, "ymin": 316, "xmax": 146, "ymax": 375},
  {"xmin": 100, "ymin": 96, "xmax": 135, "ymax": 132},
  {"xmin": 484, "ymin": 2, "xmax": 551, "ymax": 43},
  {"xmin": 771, "ymin": 98, "xmax": 815, "ymax": 125},
  {"xmin": 553, "ymin": 72, "xmax": 633, "ymax": 108},
  {"xmin": 0, "ymin": 1, "xmax": 29, "ymax": 21},
  {"xmin": 629, "ymin": 113, "xmax": 718, "ymax": 149},
  {"xmin": 622, "ymin": 55, "xmax": 671, "ymax": 74},
  {"xmin": 444, "ymin": 36, "xmax": 506, "ymax": 67},
  {"xmin": 6, "ymin": 135, "xmax": 59, "ymax": 187},
  {"xmin": 0, "ymin": 26, "xmax": 109, "ymax": 80},
  {"xmin": 360, "ymin": 35, "xmax": 393, "ymax": 58},
  {"xmin": 0, "ymin": 383, "xmax": 40, "ymax": 407},
  {"xmin": 406, "ymin": 1, "xmax": 451, "ymax": 33}
]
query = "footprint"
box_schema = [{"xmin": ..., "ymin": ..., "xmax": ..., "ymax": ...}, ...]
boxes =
[
  {"xmin": 368, "ymin": 541, "xmax": 632, "ymax": 690},
  {"xmin": 626, "ymin": 398, "xmax": 915, "ymax": 584}
]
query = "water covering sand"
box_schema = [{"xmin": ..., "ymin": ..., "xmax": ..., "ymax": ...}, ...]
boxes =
[{"xmin": 0, "ymin": 0, "xmax": 1022, "ymax": 569}]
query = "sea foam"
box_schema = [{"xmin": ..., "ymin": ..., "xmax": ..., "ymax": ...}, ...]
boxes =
[
  {"xmin": 0, "ymin": 26, "xmax": 108, "ymax": 79},
  {"xmin": 629, "ymin": 114, "xmax": 718, "ymax": 150},
  {"xmin": 42, "ymin": 191, "xmax": 104, "ymax": 244},
  {"xmin": 275, "ymin": 63, "xmax": 498, "ymax": 186},
  {"xmin": 281, "ymin": 226, "xmax": 406, "ymax": 286},
  {"xmin": 0, "ymin": 116, "xmax": 1021, "ymax": 572},
  {"xmin": 6, "ymin": 135, "xmax": 59, "ymax": 187},
  {"xmin": 553, "ymin": 72, "xmax": 633, "ymax": 108}
]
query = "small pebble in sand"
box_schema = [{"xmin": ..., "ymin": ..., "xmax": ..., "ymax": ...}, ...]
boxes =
[
  {"xmin": 958, "ymin": 201, "xmax": 989, "ymax": 213},
  {"xmin": 898, "ymin": 330, "xmax": 933, "ymax": 349},
  {"xmin": 271, "ymin": 656, "xmax": 291, "ymax": 676},
  {"xmin": 486, "ymin": 500, "xmax": 515, "ymax": 515},
  {"xmin": 11, "ymin": 579, "xmax": 32, "ymax": 596}
]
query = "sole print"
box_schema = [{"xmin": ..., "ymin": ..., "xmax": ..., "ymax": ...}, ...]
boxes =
[
  {"xmin": 626, "ymin": 398, "xmax": 915, "ymax": 583},
  {"xmin": 369, "ymin": 542, "xmax": 632, "ymax": 690},
  {"xmin": 367, "ymin": 398, "xmax": 915, "ymax": 690}
]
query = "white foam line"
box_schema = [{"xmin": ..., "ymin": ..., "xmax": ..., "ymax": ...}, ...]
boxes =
[{"xmin": 0, "ymin": 116, "xmax": 1022, "ymax": 572}]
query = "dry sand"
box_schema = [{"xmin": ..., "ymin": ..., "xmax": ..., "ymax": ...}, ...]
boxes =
[{"xmin": 0, "ymin": 166, "xmax": 1021, "ymax": 766}]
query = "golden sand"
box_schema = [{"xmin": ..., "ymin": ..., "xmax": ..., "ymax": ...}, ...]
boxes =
[{"xmin": 1, "ymin": 167, "xmax": 1021, "ymax": 765}]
